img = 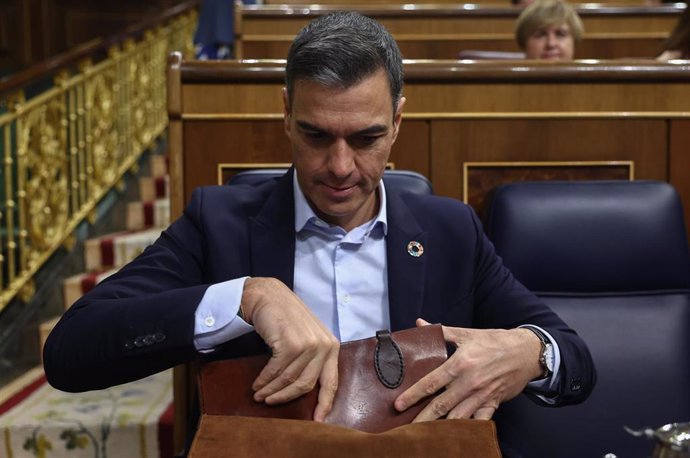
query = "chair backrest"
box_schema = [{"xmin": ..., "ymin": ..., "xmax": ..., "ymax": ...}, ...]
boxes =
[
  {"xmin": 228, "ymin": 169, "xmax": 434, "ymax": 196},
  {"xmin": 486, "ymin": 180, "xmax": 690, "ymax": 293},
  {"xmin": 486, "ymin": 180, "xmax": 690, "ymax": 458}
]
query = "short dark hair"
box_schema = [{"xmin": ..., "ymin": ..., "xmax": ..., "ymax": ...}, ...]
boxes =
[{"xmin": 285, "ymin": 11, "xmax": 404, "ymax": 117}]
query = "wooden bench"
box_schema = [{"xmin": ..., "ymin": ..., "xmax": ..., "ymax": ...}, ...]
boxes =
[
  {"xmin": 167, "ymin": 54, "xmax": 690, "ymax": 451},
  {"xmin": 235, "ymin": 4, "xmax": 685, "ymax": 59}
]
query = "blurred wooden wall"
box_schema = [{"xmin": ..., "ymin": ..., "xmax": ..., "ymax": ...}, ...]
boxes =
[{"xmin": 0, "ymin": 0, "xmax": 190, "ymax": 75}]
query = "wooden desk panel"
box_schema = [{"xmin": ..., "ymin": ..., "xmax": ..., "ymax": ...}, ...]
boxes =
[
  {"xmin": 181, "ymin": 83, "xmax": 284, "ymax": 114},
  {"xmin": 670, "ymin": 119, "xmax": 690, "ymax": 228},
  {"xmin": 239, "ymin": 5, "xmax": 682, "ymax": 35},
  {"xmin": 236, "ymin": 4, "xmax": 682, "ymax": 59},
  {"xmin": 403, "ymin": 82, "xmax": 690, "ymax": 113},
  {"xmin": 182, "ymin": 120, "xmax": 289, "ymax": 201},
  {"xmin": 242, "ymin": 35, "xmax": 666, "ymax": 60},
  {"xmin": 429, "ymin": 118, "xmax": 667, "ymax": 201}
]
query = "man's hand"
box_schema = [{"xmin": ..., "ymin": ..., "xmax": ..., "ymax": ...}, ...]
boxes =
[
  {"xmin": 394, "ymin": 318, "xmax": 543, "ymax": 421},
  {"xmin": 241, "ymin": 277, "xmax": 340, "ymax": 422}
]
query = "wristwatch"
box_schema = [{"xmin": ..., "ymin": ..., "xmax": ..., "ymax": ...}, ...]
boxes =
[{"xmin": 526, "ymin": 327, "xmax": 554, "ymax": 379}]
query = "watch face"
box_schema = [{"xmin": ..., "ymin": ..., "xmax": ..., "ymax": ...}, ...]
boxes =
[{"xmin": 544, "ymin": 343, "xmax": 555, "ymax": 372}]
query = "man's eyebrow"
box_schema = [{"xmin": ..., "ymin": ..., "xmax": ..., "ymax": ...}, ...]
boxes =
[
  {"xmin": 296, "ymin": 121, "xmax": 389, "ymax": 136},
  {"xmin": 353, "ymin": 125, "xmax": 389, "ymax": 136},
  {"xmin": 296, "ymin": 121, "xmax": 324, "ymax": 132}
]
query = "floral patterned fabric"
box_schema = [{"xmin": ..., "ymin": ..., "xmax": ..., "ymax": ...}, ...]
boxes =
[{"xmin": 0, "ymin": 369, "xmax": 172, "ymax": 458}]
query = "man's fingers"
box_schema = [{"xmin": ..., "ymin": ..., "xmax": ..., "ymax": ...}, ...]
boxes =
[
  {"xmin": 313, "ymin": 347, "xmax": 340, "ymax": 422},
  {"xmin": 260, "ymin": 356, "xmax": 324, "ymax": 405},
  {"xmin": 416, "ymin": 317, "xmax": 472, "ymax": 348},
  {"xmin": 470, "ymin": 405, "xmax": 497, "ymax": 421},
  {"xmin": 395, "ymin": 361, "xmax": 454, "ymax": 412},
  {"xmin": 416, "ymin": 318, "xmax": 431, "ymax": 327},
  {"xmin": 253, "ymin": 351, "xmax": 312, "ymax": 400},
  {"xmin": 410, "ymin": 388, "xmax": 459, "ymax": 422},
  {"xmin": 244, "ymin": 277, "xmax": 340, "ymax": 409},
  {"xmin": 413, "ymin": 385, "xmax": 495, "ymax": 422}
]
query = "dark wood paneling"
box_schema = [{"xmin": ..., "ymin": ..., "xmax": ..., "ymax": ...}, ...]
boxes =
[
  {"xmin": 183, "ymin": 121, "xmax": 290, "ymax": 202},
  {"xmin": 429, "ymin": 119, "xmax": 667, "ymax": 200},
  {"xmin": 244, "ymin": 35, "xmax": 667, "ymax": 60},
  {"xmin": 240, "ymin": 5, "xmax": 683, "ymax": 35},
  {"xmin": 669, "ymin": 119, "xmax": 690, "ymax": 231},
  {"xmin": 54, "ymin": 1, "xmax": 182, "ymax": 53},
  {"xmin": 0, "ymin": 0, "xmax": 191, "ymax": 71},
  {"xmin": 238, "ymin": 4, "xmax": 682, "ymax": 60},
  {"xmin": 391, "ymin": 120, "xmax": 431, "ymax": 179},
  {"xmin": 0, "ymin": 0, "xmax": 20, "ymax": 75},
  {"xmin": 465, "ymin": 163, "xmax": 632, "ymax": 220}
]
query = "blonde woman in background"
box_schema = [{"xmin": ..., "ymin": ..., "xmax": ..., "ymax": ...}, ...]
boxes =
[{"xmin": 515, "ymin": 0, "xmax": 584, "ymax": 60}]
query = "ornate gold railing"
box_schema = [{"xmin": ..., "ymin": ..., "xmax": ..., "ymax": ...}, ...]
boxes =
[{"xmin": 0, "ymin": 4, "xmax": 197, "ymax": 311}]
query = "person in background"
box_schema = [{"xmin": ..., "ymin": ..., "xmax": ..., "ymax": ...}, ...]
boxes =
[
  {"xmin": 194, "ymin": 0, "xmax": 256, "ymax": 60},
  {"xmin": 515, "ymin": 0, "xmax": 584, "ymax": 60},
  {"xmin": 657, "ymin": 6, "xmax": 690, "ymax": 61}
]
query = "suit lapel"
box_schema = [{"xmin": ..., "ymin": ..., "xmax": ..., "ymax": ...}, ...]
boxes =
[
  {"xmin": 249, "ymin": 169, "xmax": 296, "ymax": 289},
  {"xmin": 385, "ymin": 189, "xmax": 428, "ymax": 331}
]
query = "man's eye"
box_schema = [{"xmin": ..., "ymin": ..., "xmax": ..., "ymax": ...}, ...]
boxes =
[
  {"xmin": 353, "ymin": 135, "xmax": 381, "ymax": 147},
  {"xmin": 304, "ymin": 131, "xmax": 328, "ymax": 140}
]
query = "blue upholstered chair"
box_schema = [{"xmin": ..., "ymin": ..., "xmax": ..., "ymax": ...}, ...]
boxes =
[
  {"xmin": 486, "ymin": 180, "xmax": 690, "ymax": 458},
  {"xmin": 228, "ymin": 169, "xmax": 433, "ymax": 196}
]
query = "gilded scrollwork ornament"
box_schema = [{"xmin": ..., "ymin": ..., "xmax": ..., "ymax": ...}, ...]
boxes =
[{"xmin": 20, "ymin": 99, "xmax": 69, "ymax": 260}]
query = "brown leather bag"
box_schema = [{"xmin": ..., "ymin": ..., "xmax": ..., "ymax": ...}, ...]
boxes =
[{"xmin": 190, "ymin": 325, "xmax": 502, "ymax": 457}]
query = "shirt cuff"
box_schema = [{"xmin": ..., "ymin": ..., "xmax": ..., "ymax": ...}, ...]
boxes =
[
  {"xmin": 519, "ymin": 324, "xmax": 562, "ymax": 405},
  {"xmin": 194, "ymin": 276, "xmax": 254, "ymax": 352}
]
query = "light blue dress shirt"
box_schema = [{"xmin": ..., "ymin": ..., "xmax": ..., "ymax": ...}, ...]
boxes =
[
  {"xmin": 194, "ymin": 174, "xmax": 390, "ymax": 347},
  {"xmin": 292, "ymin": 176, "xmax": 390, "ymax": 341},
  {"xmin": 192, "ymin": 175, "xmax": 560, "ymax": 397}
]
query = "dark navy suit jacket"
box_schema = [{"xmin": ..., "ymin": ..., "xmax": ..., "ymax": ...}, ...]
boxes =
[{"xmin": 44, "ymin": 169, "xmax": 595, "ymax": 409}]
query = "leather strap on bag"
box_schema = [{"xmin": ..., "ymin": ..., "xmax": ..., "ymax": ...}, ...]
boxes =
[{"xmin": 374, "ymin": 330, "xmax": 404, "ymax": 388}]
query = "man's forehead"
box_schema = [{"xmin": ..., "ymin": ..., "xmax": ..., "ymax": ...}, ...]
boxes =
[
  {"xmin": 291, "ymin": 73, "xmax": 393, "ymax": 106},
  {"xmin": 291, "ymin": 68, "xmax": 391, "ymax": 94}
]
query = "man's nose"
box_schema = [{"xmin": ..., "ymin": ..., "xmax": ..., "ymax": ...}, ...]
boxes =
[{"xmin": 327, "ymin": 140, "xmax": 356, "ymax": 177}]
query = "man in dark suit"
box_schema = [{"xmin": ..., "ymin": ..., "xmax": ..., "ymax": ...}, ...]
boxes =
[{"xmin": 44, "ymin": 10, "xmax": 595, "ymax": 440}]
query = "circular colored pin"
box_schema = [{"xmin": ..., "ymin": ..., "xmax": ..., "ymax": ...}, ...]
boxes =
[{"xmin": 407, "ymin": 241, "xmax": 424, "ymax": 257}]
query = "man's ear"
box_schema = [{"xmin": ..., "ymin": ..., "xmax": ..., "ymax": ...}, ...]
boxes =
[
  {"xmin": 282, "ymin": 87, "xmax": 292, "ymax": 138},
  {"xmin": 391, "ymin": 96, "xmax": 406, "ymax": 144}
]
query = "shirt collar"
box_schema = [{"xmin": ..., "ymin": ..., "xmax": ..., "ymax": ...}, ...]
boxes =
[{"xmin": 293, "ymin": 171, "xmax": 388, "ymax": 235}]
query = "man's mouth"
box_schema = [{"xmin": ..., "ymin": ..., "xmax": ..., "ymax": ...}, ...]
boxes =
[{"xmin": 321, "ymin": 182, "xmax": 357, "ymax": 199}]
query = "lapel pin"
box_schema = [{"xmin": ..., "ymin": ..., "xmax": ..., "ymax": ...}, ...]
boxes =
[{"xmin": 407, "ymin": 241, "xmax": 424, "ymax": 257}]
